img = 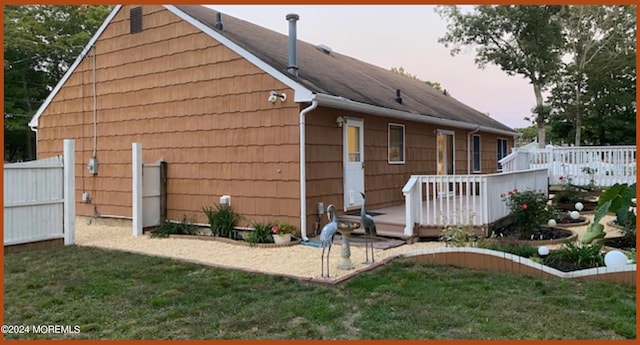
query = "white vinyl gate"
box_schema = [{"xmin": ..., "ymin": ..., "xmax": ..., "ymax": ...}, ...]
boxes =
[
  {"xmin": 4, "ymin": 140, "xmax": 75, "ymax": 246},
  {"xmin": 143, "ymin": 162, "xmax": 165, "ymax": 228}
]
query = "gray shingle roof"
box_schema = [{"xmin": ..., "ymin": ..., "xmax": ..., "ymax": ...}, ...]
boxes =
[{"xmin": 176, "ymin": 5, "xmax": 516, "ymax": 133}]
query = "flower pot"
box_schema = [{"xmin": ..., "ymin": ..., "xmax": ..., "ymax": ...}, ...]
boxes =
[{"xmin": 272, "ymin": 233, "xmax": 291, "ymax": 244}]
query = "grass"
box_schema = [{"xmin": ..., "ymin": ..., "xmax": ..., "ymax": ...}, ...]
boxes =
[{"xmin": 3, "ymin": 246, "xmax": 636, "ymax": 340}]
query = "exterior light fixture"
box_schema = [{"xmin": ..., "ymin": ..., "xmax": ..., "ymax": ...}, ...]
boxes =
[
  {"xmin": 336, "ymin": 116, "xmax": 345, "ymax": 127},
  {"xmin": 268, "ymin": 91, "xmax": 287, "ymax": 103}
]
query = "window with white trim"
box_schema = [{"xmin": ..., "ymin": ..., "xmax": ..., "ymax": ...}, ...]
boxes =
[
  {"xmin": 497, "ymin": 138, "xmax": 508, "ymax": 171},
  {"xmin": 388, "ymin": 124, "xmax": 405, "ymax": 164},
  {"xmin": 473, "ymin": 134, "xmax": 481, "ymax": 173}
]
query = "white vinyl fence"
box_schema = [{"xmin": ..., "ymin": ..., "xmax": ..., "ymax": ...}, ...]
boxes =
[
  {"xmin": 4, "ymin": 140, "xmax": 75, "ymax": 246},
  {"xmin": 500, "ymin": 145, "xmax": 636, "ymax": 186},
  {"xmin": 132, "ymin": 142, "xmax": 165, "ymax": 237}
]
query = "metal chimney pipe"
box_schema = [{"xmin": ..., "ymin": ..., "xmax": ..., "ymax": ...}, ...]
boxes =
[
  {"xmin": 215, "ymin": 12, "xmax": 223, "ymax": 31},
  {"xmin": 286, "ymin": 13, "xmax": 299, "ymax": 76}
]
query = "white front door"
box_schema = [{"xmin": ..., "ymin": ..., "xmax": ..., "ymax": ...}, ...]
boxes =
[{"xmin": 344, "ymin": 118, "xmax": 364, "ymax": 210}]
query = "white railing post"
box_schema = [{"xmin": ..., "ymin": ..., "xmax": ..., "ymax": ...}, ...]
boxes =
[
  {"xmin": 132, "ymin": 143, "xmax": 143, "ymax": 237},
  {"xmin": 63, "ymin": 139, "xmax": 75, "ymax": 245}
]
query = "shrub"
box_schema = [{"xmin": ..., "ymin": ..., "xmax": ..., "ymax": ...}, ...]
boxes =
[
  {"xmin": 501, "ymin": 189, "xmax": 554, "ymax": 238},
  {"xmin": 544, "ymin": 241, "xmax": 604, "ymax": 271},
  {"xmin": 245, "ymin": 221, "xmax": 274, "ymax": 245},
  {"xmin": 439, "ymin": 224, "xmax": 477, "ymax": 247},
  {"xmin": 151, "ymin": 216, "xmax": 198, "ymax": 238},
  {"xmin": 203, "ymin": 203, "xmax": 240, "ymax": 239}
]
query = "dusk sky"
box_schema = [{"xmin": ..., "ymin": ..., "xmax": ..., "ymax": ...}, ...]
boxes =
[{"xmin": 212, "ymin": 5, "xmax": 536, "ymax": 130}]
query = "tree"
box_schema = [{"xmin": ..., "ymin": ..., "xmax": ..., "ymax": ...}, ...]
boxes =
[
  {"xmin": 555, "ymin": 5, "xmax": 636, "ymax": 146},
  {"xmin": 436, "ymin": 5, "xmax": 565, "ymax": 147},
  {"xmin": 4, "ymin": 5, "xmax": 112, "ymax": 161},
  {"xmin": 549, "ymin": 5, "xmax": 636, "ymax": 146},
  {"xmin": 390, "ymin": 66, "xmax": 446, "ymax": 93}
]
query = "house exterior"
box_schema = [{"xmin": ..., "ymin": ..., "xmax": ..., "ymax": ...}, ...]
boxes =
[{"xmin": 29, "ymin": 5, "xmax": 517, "ymax": 239}]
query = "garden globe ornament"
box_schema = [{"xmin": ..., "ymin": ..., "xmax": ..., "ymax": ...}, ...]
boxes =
[
  {"xmin": 575, "ymin": 202, "xmax": 584, "ymax": 211},
  {"xmin": 604, "ymin": 250, "xmax": 628, "ymax": 267},
  {"xmin": 537, "ymin": 246, "xmax": 549, "ymax": 257},
  {"xmin": 569, "ymin": 211, "xmax": 580, "ymax": 220},
  {"xmin": 547, "ymin": 219, "xmax": 557, "ymax": 227}
]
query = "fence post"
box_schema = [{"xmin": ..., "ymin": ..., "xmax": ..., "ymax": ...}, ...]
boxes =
[
  {"xmin": 63, "ymin": 139, "xmax": 76, "ymax": 245},
  {"xmin": 132, "ymin": 143, "xmax": 143, "ymax": 237}
]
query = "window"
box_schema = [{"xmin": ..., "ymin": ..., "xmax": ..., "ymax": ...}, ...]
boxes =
[
  {"xmin": 130, "ymin": 7, "xmax": 143, "ymax": 34},
  {"xmin": 473, "ymin": 134, "xmax": 481, "ymax": 173},
  {"xmin": 388, "ymin": 124, "xmax": 405, "ymax": 164},
  {"xmin": 497, "ymin": 138, "xmax": 508, "ymax": 171}
]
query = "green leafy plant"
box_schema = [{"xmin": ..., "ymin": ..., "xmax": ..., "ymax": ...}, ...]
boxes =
[
  {"xmin": 478, "ymin": 237, "xmax": 537, "ymax": 258},
  {"xmin": 151, "ymin": 216, "xmax": 198, "ymax": 238},
  {"xmin": 203, "ymin": 203, "xmax": 240, "ymax": 239},
  {"xmin": 271, "ymin": 223, "xmax": 297, "ymax": 236},
  {"xmin": 245, "ymin": 221, "xmax": 274, "ymax": 245},
  {"xmin": 439, "ymin": 223, "xmax": 477, "ymax": 247},
  {"xmin": 544, "ymin": 241, "xmax": 604, "ymax": 271},
  {"xmin": 501, "ymin": 189, "xmax": 555, "ymax": 238},
  {"xmin": 583, "ymin": 183, "xmax": 636, "ymax": 245}
]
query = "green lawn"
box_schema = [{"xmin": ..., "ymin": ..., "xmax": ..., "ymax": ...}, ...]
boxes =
[{"xmin": 3, "ymin": 246, "xmax": 636, "ymax": 340}]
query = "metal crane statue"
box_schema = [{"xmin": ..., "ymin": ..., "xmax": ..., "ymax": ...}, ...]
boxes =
[
  {"xmin": 319, "ymin": 204, "xmax": 339, "ymax": 278},
  {"xmin": 360, "ymin": 192, "xmax": 377, "ymax": 264}
]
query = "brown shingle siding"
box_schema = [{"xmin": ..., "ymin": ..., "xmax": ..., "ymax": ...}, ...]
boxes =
[{"xmin": 38, "ymin": 6, "xmax": 300, "ymax": 225}]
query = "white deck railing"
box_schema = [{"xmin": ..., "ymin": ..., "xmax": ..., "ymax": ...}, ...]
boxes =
[
  {"xmin": 402, "ymin": 169, "xmax": 548, "ymax": 236},
  {"xmin": 500, "ymin": 145, "xmax": 636, "ymax": 186}
]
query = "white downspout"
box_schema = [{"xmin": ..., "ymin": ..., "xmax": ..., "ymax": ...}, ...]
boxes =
[
  {"xmin": 299, "ymin": 100, "xmax": 318, "ymax": 241},
  {"xmin": 467, "ymin": 127, "xmax": 480, "ymax": 174}
]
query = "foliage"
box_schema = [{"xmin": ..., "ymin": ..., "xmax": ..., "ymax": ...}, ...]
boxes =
[
  {"xmin": 626, "ymin": 249, "xmax": 636, "ymax": 264},
  {"xmin": 583, "ymin": 183, "xmax": 636, "ymax": 245},
  {"xmin": 390, "ymin": 66, "xmax": 445, "ymax": 92},
  {"xmin": 544, "ymin": 241, "xmax": 604, "ymax": 271},
  {"xmin": 436, "ymin": 5, "xmax": 565, "ymax": 146},
  {"xmin": 478, "ymin": 238, "xmax": 538, "ymax": 258},
  {"xmin": 501, "ymin": 189, "xmax": 555, "ymax": 237},
  {"xmin": 202, "ymin": 203, "xmax": 240, "ymax": 239},
  {"xmin": 548, "ymin": 5, "xmax": 636, "ymax": 146},
  {"xmin": 271, "ymin": 223, "xmax": 297, "ymax": 236},
  {"xmin": 439, "ymin": 223, "xmax": 477, "ymax": 247},
  {"xmin": 4, "ymin": 247, "xmax": 636, "ymax": 339},
  {"xmin": 151, "ymin": 216, "xmax": 198, "ymax": 238},
  {"xmin": 245, "ymin": 221, "xmax": 274, "ymax": 245},
  {"xmin": 4, "ymin": 5, "xmax": 113, "ymax": 161}
]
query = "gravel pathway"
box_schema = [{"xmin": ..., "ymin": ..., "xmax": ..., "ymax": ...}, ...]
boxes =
[{"xmin": 74, "ymin": 214, "xmax": 622, "ymax": 282}]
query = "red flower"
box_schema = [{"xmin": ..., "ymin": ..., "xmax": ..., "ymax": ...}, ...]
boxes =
[
  {"xmin": 522, "ymin": 204, "xmax": 528, "ymax": 210},
  {"xmin": 500, "ymin": 193, "xmax": 506, "ymax": 198},
  {"xmin": 271, "ymin": 225, "xmax": 279, "ymax": 234},
  {"xmin": 559, "ymin": 176, "xmax": 564, "ymax": 180},
  {"xmin": 508, "ymin": 191, "xmax": 513, "ymax": 195},
  {"xmin": 513, "ymin": 188, "xmax": 518, "ymax": 193}
]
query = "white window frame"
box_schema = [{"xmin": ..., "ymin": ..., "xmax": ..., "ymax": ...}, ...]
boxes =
[
  {"xmin": 388, "ymin": 123, "xmax": 405, "ymax": 164},
  {"xmin": 497, "ymin": 138, "xmax": 509, "ymax": 171},
  {"xmin": 473, "ymin": 134, "xmax": 481, "ymax": 173}
]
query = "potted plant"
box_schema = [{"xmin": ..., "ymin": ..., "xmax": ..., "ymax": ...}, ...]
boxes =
[{"xmin": 271, "ymin": 223, "xmax": 297, "ymax": 244}]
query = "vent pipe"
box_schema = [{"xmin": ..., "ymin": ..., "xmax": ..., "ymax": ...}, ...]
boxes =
[
  {"xmin": 395, "ymin": 89, "xmax": 403, "ymax": 104},
  {"xmin": 215, "ymin": 12, "xmax": 223, "ymax": 31},
  {"xmin": 286, "ymin": 13, "xmax": 299, "ymax": 76}
]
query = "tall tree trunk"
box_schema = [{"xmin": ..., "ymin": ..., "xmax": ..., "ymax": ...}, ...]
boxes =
[
  {"xmin": 533, "ymin": 83, "xmax": 546, "ymax": 147},
  {"xmin": 574, "ymin": 88, "xmax": 582, "ymax": 146}
]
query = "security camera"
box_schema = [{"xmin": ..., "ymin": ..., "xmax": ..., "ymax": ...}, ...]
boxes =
[
  {"xmin": 269, "ymin": 91, "xmax": 286, "ymax": 103},
  {"xmin": 268, "ymin": 94, "xmax": 278, "ymax": 103}
]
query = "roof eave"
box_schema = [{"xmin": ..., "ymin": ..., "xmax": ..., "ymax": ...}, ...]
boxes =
[{"xmin": 313, "ymin": 93, "xmax": 519, "ymax": 137}]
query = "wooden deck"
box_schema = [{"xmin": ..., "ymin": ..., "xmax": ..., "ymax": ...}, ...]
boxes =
[{"xmin": 341, "ymin": 196, "xmax": 489, "ymax": 242}]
